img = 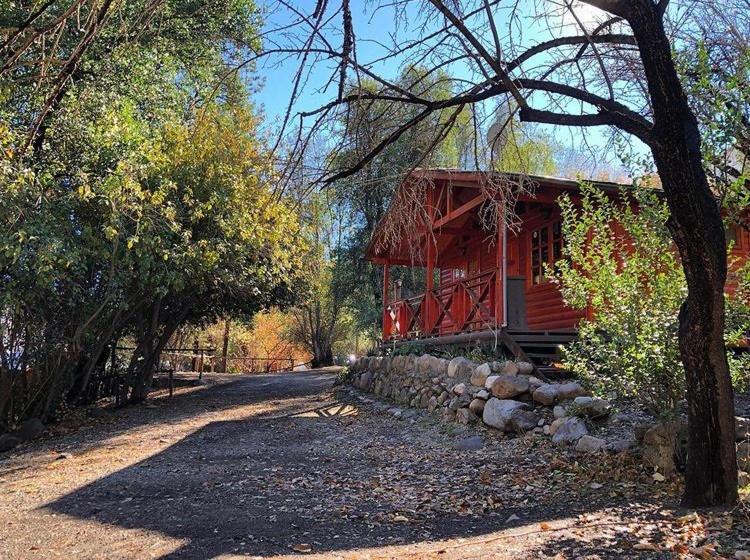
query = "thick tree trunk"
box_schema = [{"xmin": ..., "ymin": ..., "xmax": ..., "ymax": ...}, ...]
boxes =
[{"xmin": 628, "ymin": 1, "xmax": 738, "ymax": 506}]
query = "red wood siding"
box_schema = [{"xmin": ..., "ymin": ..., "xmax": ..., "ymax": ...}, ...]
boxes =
[{"xmin": 520, "ymin": 206, "xmax": 585, "ymax": 330}]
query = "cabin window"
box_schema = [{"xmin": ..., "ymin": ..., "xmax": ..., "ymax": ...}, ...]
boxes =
[
  {"xmin": 453, "ymin": 268, "xmax": 465, "ymax": 280},
  {"xmin": 531, "ymin": 220, "xmax": 563, "ymax": 285}
]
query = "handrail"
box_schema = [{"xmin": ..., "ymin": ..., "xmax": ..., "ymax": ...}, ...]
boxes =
[{"xmin": 389, "ymin": 267, "xmax": 498, "ymax": 306}]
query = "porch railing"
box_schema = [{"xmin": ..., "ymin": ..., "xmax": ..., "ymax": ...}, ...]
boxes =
[{"xmin": 384, "ymin": 268, "xmax": 499, "ymax": 340}]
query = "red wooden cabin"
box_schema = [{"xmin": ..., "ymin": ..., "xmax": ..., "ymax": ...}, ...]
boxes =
[{"xmin": 366, "ymin": 169, "xmax": 750, "ymax": 359}]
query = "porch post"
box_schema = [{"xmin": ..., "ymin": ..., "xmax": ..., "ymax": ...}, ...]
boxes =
[
  {"xmin": 424, "ymin": 186, "xmax": 436, "ymax": 334},
  {"xmin": 382, "ymin": 260, "xmax": 390, "ymax": 341},
  {"xmin": 495, "ymin": 213, "xmax": 506, "ymax": 328},
  {"xmin": 425, "ymin": 235, "xmax": 435, "ymax": 333}
]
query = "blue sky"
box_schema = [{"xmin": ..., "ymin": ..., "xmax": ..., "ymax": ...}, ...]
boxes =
[{"xmin": 252, "ymin": 2, "xmax": 649, "ymax": 179}]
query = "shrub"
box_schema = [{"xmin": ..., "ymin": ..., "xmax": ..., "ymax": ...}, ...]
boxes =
[{"xmin": 554, "ymin": 183, "xmax": 750, "ymax": 415}]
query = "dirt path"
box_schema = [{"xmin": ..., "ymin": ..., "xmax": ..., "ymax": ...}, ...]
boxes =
[{"xmin": 0, "ymin": 370, "xmax": 746, "ymax": 559}]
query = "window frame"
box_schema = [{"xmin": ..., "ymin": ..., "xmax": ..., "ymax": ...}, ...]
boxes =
[{"xmin": 530, "ymin": 219, "xmax": 564, "ymax": 286}]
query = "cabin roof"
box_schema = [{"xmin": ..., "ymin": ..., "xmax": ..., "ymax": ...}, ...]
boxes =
[{"xmin": 365, "ymin": 168, "xmax": 636, "ymax": 264}]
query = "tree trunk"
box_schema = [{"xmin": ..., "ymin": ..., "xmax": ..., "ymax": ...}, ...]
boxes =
[{"xmin": 628, "ymin": 1, "xmax": 738, "ymax": 506}]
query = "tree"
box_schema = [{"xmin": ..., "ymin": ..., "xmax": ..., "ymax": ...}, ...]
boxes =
[
  {"xmin": 263, "ymin": 0, "xmax": 739, "ymax": 506},
  {"xmin": 0, "ymin": 1, "xmax": 304, "ymax": 423}
]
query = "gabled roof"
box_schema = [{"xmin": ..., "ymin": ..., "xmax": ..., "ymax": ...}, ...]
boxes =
[{"xmin": 365, "ymin": 168, "xmax": 635, "ymax": 264}]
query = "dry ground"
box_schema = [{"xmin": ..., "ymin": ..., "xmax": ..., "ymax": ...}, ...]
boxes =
[{"xmin": 0, "ymin": 369, "xmax": 748, "ymax": 559}]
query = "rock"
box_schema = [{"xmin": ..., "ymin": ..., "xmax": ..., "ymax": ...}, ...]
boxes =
[
  {"xmin": 556, "ymin": 381, "xmax": 587, "ymax": 400},
  {"xmin": 498, "ymin": 360, "xmax": 519, "ymax": 375},
  {"xmin": 452, "ymin": 383, "xmax": 467, "ymax": 396},
  {"xmin": 527, "ymin": 376, "xmax": 544, "ymax": 390},
  {"xmin": 605, "ymin": 438, "xmax": 635, "ymax": 453},
  {"xmin": 490, "ymin": 374, "xmax": 530, "ymax": 399},
  {"xmin": 442, "ymin": 408, "xmax": 456, "ymax": 422},
  {"xmin": 447, "ymin": 357, "xmax": 474, "ymax": 379},
  {"xmin": 448, "ymin": 396, "xmax": 461, "ymax": 411},
  {"xmin": 552, "ymin": 417, "xmax": 589, "ymax": 444},
  {"xmin": 543, "ymin": 425, "xmax": 550, "ymax": 435},
  {"xmin": 416, "ymin": 354, "xmax": 433, "ymax": 373},
  {"xmin": 471, "ymin": 363, "xmax": 492, "ymax": 387},
  {"xmin": 484, "ymin": 375, "xmax": 500, "ymax": 390},
  {"xmin": 505, "ymin": 513, "xmax": 520, "ymax": 523},
  {"xmin": 456, "ymin": 407, "xmax": 478, "ymax": 425},
  {"xmin": 553, "ymin": 405, "xmax": 567, "ymax": 419},
  {"xmin": 437, "ymin": 391, "xmax": 450, "ymax": 405},
  {"xmin": 738, "ymin": 441, "xmax": 750, "ymax": 472},
  {"xmin": 469, "ymin": 398, "xmax": 486, "ymax": 415},
  {"xmin": 0, "ymin": 434, "xmax": 22, "ymax": 452},
  {"xmin": 737, "ymin": 416, "xmax": 750, "ymax": 441},
  {"xmin": 427, "ymin": 396, "xmax": 439, "ymax": 411},
  {"xmin": 548, "ymin": 417, "xmax": 567, "ymax": 435},
  {"xmin": 509, "ymin": 409, "xmax": 542, "ymax": 433},
  {"xmin": 533, "ymin": 384, "xmax": 559, "ymax": 406},
  {"xmin": 419, "ymin": 393, "xmax": 430, "ymax": 408},
  {"xmin": 359, "ymin": 371, "xmax": 373, "ymax": 390},
  {"xmin": 641, "ymin": 421, "xmax": 688, "ymax": 477},
  {"xmin": 516, "ymin": 361, "xmax": 534, "ymax": 375},
  {"xmin": 476, "ymin": 389, "xmax": 490, "ymax": 400},
  {"xmin": 575, "ymin": 435, "xmax": 606, "ymax": 453},
  {"xmin": 571, "ymin": 396, "xmax": 611, "ymax": 419},
  {"xmin": 482, "ymin": 398, "xmax": 529, "ymax": 430},
  {"xmin": 455, "ymin": 435, "xmax": 484, "ymax": 451}
]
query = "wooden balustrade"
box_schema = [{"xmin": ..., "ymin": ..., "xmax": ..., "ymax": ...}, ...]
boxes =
[{"xmin": 385, "ymin": 268, "xmax": 499, "ymax": 341}]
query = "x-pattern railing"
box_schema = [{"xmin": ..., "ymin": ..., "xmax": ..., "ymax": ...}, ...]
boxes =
[{"xmin": 387, "ymin": 268, "xmax": 498, "ymax": 340}]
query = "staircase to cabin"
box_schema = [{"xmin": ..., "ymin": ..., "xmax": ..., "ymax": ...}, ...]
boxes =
[{"xmin": 507, "ymin": 329, "xmax": 577, "ymax": 379}]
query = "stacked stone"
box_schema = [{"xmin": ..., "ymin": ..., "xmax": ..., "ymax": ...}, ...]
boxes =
[{"xmin": 350, "ymin": 353, "xmax": 613, "ymax": 452}]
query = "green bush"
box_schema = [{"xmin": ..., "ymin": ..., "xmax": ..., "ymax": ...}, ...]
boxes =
[{"xmin": 553, "ymin": 183, "xmax": 750, "ymax": 415}]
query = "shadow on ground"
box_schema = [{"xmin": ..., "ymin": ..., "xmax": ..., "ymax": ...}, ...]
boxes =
[{"xmin": 42, "ymin": 374, "xmax": 673, "ymax": 559}]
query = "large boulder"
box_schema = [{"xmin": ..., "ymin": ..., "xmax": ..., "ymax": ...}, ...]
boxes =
[
  {"xmin": 533, "ymin": 384, "xmax": 559, "ymax": 406},
  {"xmin": 484, "ymin": 375, "xmax": 500, "ymax": 390},
  {"xmin": 482, "ymin": 398, "xmax": 529, "ymax": 430},
  {"xmin": 509, "ymin": 409, "xmax": 542, "ymax": 433},
  {"xmin": 639, "ymin": 420, "xmax": 687, "ymax": 477},
  {"xmin": 490, "ymin": 374, "xmax": 530, "ymax": 399},
  {"xmin": 551, "ymin": 417, "xmax": 589, "ymax": 444},
  {"xmin": 471, "ymin": 363, "xmax": 492, "ymax": 387},
  {"xmin": 571, "ymin": 396, "xmax": 611, "ymax": 419},
  {"xmin": 447, "ymin": 357, "xmax": 474, "ymax": 379}
]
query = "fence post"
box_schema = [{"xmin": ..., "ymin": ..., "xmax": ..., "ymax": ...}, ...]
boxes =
[{"xmin": 198, "ymin": 349, "xmax": 204, "ymax": 380}]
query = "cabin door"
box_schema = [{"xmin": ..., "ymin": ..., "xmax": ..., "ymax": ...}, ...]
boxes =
[
  {"xmin": 504, "ymin": 235, "xmax": 527, "ymax": 329},
  {"xmin": 506, "ymin": 277, "xmax": 527, "ymax": 329}
]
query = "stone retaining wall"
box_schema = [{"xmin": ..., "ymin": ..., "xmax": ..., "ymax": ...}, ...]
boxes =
[{"xmin": 349, "ymin": 353, "xmax": 614, "ymax": 451}]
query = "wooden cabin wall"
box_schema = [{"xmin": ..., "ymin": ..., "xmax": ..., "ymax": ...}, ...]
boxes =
[{"xmin": 518, "ymin": 204, "xmax": 585, "ymax": 331}]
